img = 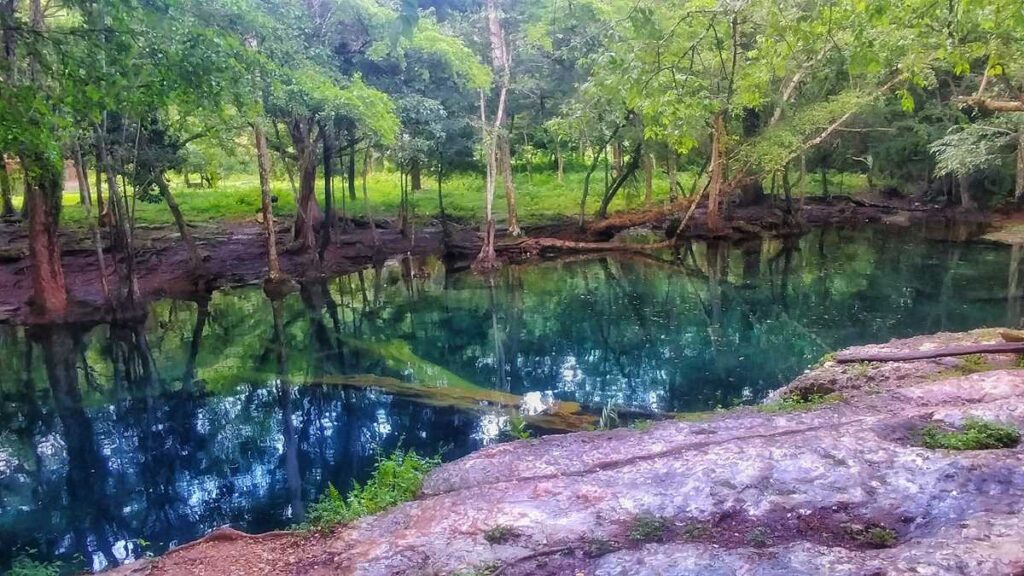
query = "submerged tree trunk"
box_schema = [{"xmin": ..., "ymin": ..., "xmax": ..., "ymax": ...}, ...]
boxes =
[
  {"xmin": 254, "ymin": 123, "xmax": 284, "ymax": 281},
  {"xmin": 24, "ymin": 156, "xmax": 68, "ymax": 317}
]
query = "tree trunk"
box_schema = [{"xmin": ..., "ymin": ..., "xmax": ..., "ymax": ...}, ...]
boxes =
[
  {"xmin": 288, "ymin": 118, "xmax": 322, "ymax": 253},
  {"xmin": 667, "ymin": 150, "xmax": 678, "ymax": 202},
  {"xmin": 410, "ymin": 158, "xmax": 422, "ymax": 192},
  {"xmin": 319, "ymin": 122, "xmax": 335, "ymax": 261},
  {"xmin": 72, "ymin": 141, "xmax": 109, "ymax": 300},
  {"xmin": 475, "ymin": 90, "xmax": 498, "ymax": 270},
  {"xmin": 96, "ymin": 123, "xmax": 137, "ymax": 301},
  {"xmin": 1016, "ymin": 131, "xmax": 1024, "ymax": 206},
  {"xmin": 598, "ymin": 140, "xmax": 643, "ymax": 219},
  {"xmin": 643, "ymin": 151, "xmax": 654, "ymax": 206},
  {"xmin": 500, "ymin": 137, "xmax": 521, "ymax": 236},
  {"xmin": 24, "ymin": 156, "xmax": 68, "ymax": 318},
  {"xmin": 579, "ymin": 125, "xmax": 623, "ymax": 228},
  {"xmin": 156, "ymin": 174, "xmax": 202, "ymax": 273},
  {"xmin": 959, "ymin": 174, "xmax": 976, "ymax": 210},
  {"xmin": 254, "ymin": 123, "xmax": 284, "ymax": 281},
  {"xmin": 555, "ymin": 137, "xmax": 564, "ymax": 183},
  {"xmin": 0, "ymin": 156, "xmax": 15, "ymax": 218},
  {"xmin": 347, "ymin": 138, "xmax": 357, "ymax": 202},
  {"xmin": 612, "ymin": 141, "xmax": 622, "ymax": 177},
  {"xmin": 362, "ymin": 145, "xmax": 377, "ymax": 246},
  {"xmin": 707, "ymin": 112, "xmax": 726, "ymax": 232}
]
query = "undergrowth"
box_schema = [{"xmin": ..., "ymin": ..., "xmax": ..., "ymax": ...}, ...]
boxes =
[
  {"xmin": 7, "ymin": 556, "xmax": 62, "ymax": 576},
  {"xmin": 300, "ymin": 449, "xmax": 440, "ymax": 530},
  {"xmin": 757, "ymin": 392, "xmax": 843, "ymax": 414},
  {"xmin": 920, "ymin": 418, "xmax": 1021, "ymax": 450}
]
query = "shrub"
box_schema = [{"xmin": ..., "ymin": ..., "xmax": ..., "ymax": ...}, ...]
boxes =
[
  {"xmin": 302, "ymin": 449, "xmax": 440, "ymax": 530},
  {"xmin": 920, "ymin": 419, "xmax": 1021, "ymax": 450}
]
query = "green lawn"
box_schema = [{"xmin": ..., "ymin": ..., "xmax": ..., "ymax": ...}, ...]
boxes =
[{"xmin": 9, "ymin": 168, "xmax": 869, "ymax": 230}]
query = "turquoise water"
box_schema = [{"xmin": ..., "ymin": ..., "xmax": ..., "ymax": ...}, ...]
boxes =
[{"xmin": 1, "ymin": 225, "xmax": 1020, "ymax": 571}]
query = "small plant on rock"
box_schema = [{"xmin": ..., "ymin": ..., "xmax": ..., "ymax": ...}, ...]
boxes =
[
  {"xmin": 507, "ymin": 415, "xmax": 532, "ymax": 440},
  {"xmin": 746, "ymin": 527, "xmax": 773, "ymax": 548},
  {"xmin": 845, "ymin": 523, "xmax": 898, "ymax": 548},
  {"xmin": 484, "ymin": 524, "xmax": 519, "ymax": 544},
  {"xmin": 757, "ymin": 392, "xmax": 842, "ymax": 414},
  {"xmin": 628, "ymin": 514, "xmax": 670, "ymax": 542},
  {"xmin": 920, "ymin": 418, "xmax": 1021, "ymax": 450},
  {"xmin": 583, "ymin": 536, "xmax": 616, "ymax": 557},
  {"xmin": 679, "ymin": 521, "xmax": 711, "ymax": 540}
]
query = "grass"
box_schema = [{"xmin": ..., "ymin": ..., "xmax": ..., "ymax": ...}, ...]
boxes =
[
  {"xmin": 920, "ymin": 418, "xmax": 1021, "ymax": 450},
  {"xmin": 300, "ymin": 448, "xmax": 440, "ymax": 530},
  {"xmin": 934, "ymin": 354, "xmax": 992, "ymax": 379},
  {"xmin": 483, "ymin": 524, "xmax": 519, "ymax": 544},
  {"xmin": 845, "ymin": 523, "xmax": 898, "ymax": 548},
  {"xmin": 628, "ymin": 514, "xmax": 671, "ymax": 542},
  {"xmin": 12, "ymin": 168, "xmax": 870, "ymax": 231},
  {"xmin": 757, "ymin": 392, "xmax": 843, "ymax": 414}
]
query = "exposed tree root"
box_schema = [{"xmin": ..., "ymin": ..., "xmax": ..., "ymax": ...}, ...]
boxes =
[{"xmin": 835, "ymin": 342, "xmax": 1024, "ymax": 363}]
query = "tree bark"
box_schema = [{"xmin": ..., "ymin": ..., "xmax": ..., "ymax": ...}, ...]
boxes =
[
  {"xmin": 24, "ymin": 156, "xmax": 68, "ymax": 317},
  {"xmin": 362, "ymin": 145, "xmax": 378, "ymax": 246},
  {"xmin": 667, "ymin": 150, "xmax": 678, "ymax": 202},
  {"xmin": 254, "ymin": 123, "xmax": 284, "ymax": 281},
  {"xmin": 501, "ymin": 137, "xmax": 521, "ymax": 236},
  {"xmin": 475, "ymin": 89, "xmax": 499, "ymax": 270},
  {"xmin": 707, "ymin": 112, "xmax": 726, "ymax": 232},
  {"xmin": 72, "ymin": 141, "xmax": 109, "ymax": 300},
  {"xmin": 0, "ymin": 156, "xmax": 15, "ymax": 218},
  {"xmin": 643, "ymin": 151, "xmax": 654, "ymax": 206},
  {"xmin": 319, "ymin": 122, "xmax": 335, "ymax": 261},
  {"xmin": 555, "ymin": 137, "xmax": 564, "ymax": 183},
  {"xmin": 156, "ymin": 173, "xmax": 203, "ymax": 273},
  {"xmin": 597, "ymin": 140, "xmax": 643, "ymax": 219},
  {"xmin": 288, "ymin": 118, "xmax": 323, "ymax": 254},
  {"xmin": 347, "ymin": 137, "xmax": 357, "ymax": 202},
  {"xmin": 958, "ymin": 174, "xmax": 976, "ymax": 210},
  {"xmin": 410, "ymin": 158, "xmax": 422, "ymax": 192},
  {"xmin": 580, "ymin": 125, "xmax": 622, "ymax": 228},
  {"xmin": 1016, "ymin": 131, "xmax": 1024, "ymax": 206}
]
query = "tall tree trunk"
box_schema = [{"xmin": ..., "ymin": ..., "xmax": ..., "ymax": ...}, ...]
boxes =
[
  {"xmin": 500, "ymin": 138, "xmax": 521, "ymax": 236},
  {"xmin": 410, "ymin": 158, "xmax": 422, "ymax": 192},
  {"xmin": 707, "ymin": 112, "xmax": 726, "ymax": 232},
  {"xmin": 362, "ymin": 145, "xmax": 377, "ymax": 247},
  {"xmin": 643, "ymin": 151, "xmax": 654, "ymax": 206},
  {"xmin": 254, "ymin": 123, "xmax": 284, "ymax": 281},
  {"xmin": 347, "ymin": 137, "xmax": 357, "ymax": 202},
  {"xmin": 612, "ymin": 141, "xmax": 622, "ymax": 177},
  {"xmin": 667, "ymin": 150, "xmax": 678, "ymax": 202},
  {"xmin": 0, "ymin": 156, "xmax": 15, "ymax": 218},
  {"xmin": 1015, "ymin": 131, "xmax": 1024, "ymax": 206},
  {"xmin": 155, "ymin": 173, "xmax": 203, "ymax": 273},
  {"xmin": 555, "ymin": 137, "xmax": 564, "ymax": 183},
  {"xmin": 579, "ymin": 125, "xmax": 623, "ymax": 228},
  {"xmin": 475, "ymin": 90, "xmax": 498, "ymax": 270},
  {"xmin": 288, "ymin": 118, "xmax": 322, "ymax": 254},
  {"xmin": 318, "ymin": 122, "xmax": 334, "ymax": 262},
  {"xmin": 72, "ymin": 141, "xmax": 109, "ymax": 300},
  {"xmin": 24, "ymin": 157, "xmax": 68, "ymax": 318},
  {"xmin": 958, "ymin": 174, "xmax": 976, "ymax": 210},
  {"xmin": 598, "ymin": 140, "xmax": 643, "ymax": 219}
]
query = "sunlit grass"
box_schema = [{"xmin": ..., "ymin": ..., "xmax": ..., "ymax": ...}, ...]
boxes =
[{"xmin": 8, "ymin": 168, "xmax": 869, "ymax": 230}]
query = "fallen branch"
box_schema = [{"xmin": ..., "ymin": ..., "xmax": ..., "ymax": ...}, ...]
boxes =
[
  {"xmin": 835, "ymin": 342, "xmax": 1024, "ymax": 363},
  {"xmin": 955, "ymin": 97, "xmax": 1024, "ymax": 113}
]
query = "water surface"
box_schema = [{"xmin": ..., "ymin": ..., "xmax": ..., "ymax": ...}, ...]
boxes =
[{"xmin": 1, "ymin": 225, "xmax": 1021, "ymax": 571}]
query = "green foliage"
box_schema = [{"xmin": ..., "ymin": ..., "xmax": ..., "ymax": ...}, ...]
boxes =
[
  {"xmin": 8, "ymin": 556, "xmax": 62, "ymax": 576},
  {"xmin": 929, "ymin": 116, "xmax": 1023, "ymax": 178},
  {"xmin": 757, "ymin": 392, "xmax": 843, "ymax": 414},
  {"xmin": 628, "ymin": 514, "xmax": 670, "ymax": 542},
  {"xmin": 302, "ymin": 449, "xmax": 439, "ymax": 530},
  {"xmin": 483, "ymin": 524, "xmax": 519, "ymax": 545},
  {"xmin": 920, "ymin": 419, "xmax": 1021, "ymax": 450},
  {"xmin": 506, "ymin": 415, "xmax": 532, "ymax": 440}
]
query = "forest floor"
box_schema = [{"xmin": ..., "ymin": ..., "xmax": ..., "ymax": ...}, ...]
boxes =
[
  {"xmin": 105, "ymin": 328, "xmax": 1024, "ymax": 575},
  {"xmin": 0, "ymin": 193, "xmax": 984, "ymax": 323}
]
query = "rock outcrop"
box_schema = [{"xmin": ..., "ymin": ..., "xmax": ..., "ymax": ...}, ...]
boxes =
[{"xmin": 111, "ymin": 329, "xmax": 1024, "ymax": 575}]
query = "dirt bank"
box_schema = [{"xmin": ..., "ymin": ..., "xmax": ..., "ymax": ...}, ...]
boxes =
[
  {"xmin": 0, "ymin": 198, "xmax": 984, "ymax": 323},
  {"xmin": 107, "ymin": 328, "xmax": 1024, "ymax": 575}
]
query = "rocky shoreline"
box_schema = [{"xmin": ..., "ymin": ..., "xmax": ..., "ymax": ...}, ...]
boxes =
[{"xmin": 110, "ymin": 329, "xmax": 1024, "ymax": 575}]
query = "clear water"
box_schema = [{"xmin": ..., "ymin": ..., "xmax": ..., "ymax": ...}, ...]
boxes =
[{"xmin": 1, "ymin": 225, "xmax": 1021, "ymax": 571}]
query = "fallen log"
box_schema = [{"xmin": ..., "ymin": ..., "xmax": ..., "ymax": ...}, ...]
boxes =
[{"xmin": 835, "ymin": 342, "xmax": 1024, "ymax": 363}]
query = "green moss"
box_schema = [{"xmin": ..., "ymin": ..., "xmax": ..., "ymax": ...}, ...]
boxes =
[
  {"xmin": 851, "ymin": 362, "xmax": 872, "ymax": 377},
  {"xmin": 920, "ymin": 418, "xmax": 1021, "ymax": 450},
  {"xmin": 628, "ymin": 514, "xmax": 670, "ymax": 542},
  {"xmin": 845, "ymin": 523, "xmax": 898, "ymax": 548},
  {"xmin": 483, "ymin": 525, "xmax": 518, "ymax": 544},
  {"xmin": 674, "ymin": 411, "xmax": 714, "ymax": 423},
  {"xmin": 630, "ymin": 419, "xmax": 654, "ymax": 431},
  {"xmin": 757, "ymin": 392, "xmax": 843, "ymax": 414},
  {"xmin": 679, "ymin": 521, "xmax": 711, "ymax": 540},
  {"xmin": 813, "ymin": 352, "xmax": 838, "ymax": 369},
  {"xmin": 300, "ymin": 449, "xmax": 439, "ymax": 530}
]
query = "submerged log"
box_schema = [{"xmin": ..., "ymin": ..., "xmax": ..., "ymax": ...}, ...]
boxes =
[{"xmin": 835, "ymin": 342, "xmax": 1024, "ymax": 363}]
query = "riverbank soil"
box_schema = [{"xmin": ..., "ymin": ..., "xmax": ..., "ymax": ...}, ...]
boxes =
[
  {"xmin": 109, "ymin": 328, "xmax": 1024, "ymax": 575},
  {"xmin": 0, "ymin": 198, "xmax": 982, "ymax": 323}
]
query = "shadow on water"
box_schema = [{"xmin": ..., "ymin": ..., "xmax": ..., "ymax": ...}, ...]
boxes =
[{"xmin": 1, "ymin": 224, "xmax": 1022, "ymax": 571}]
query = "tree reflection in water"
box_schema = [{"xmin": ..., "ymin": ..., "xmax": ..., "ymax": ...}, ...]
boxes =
[{"xmin": 0, "ymin": 226, "xmax": 1021, "ymax": 571}]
